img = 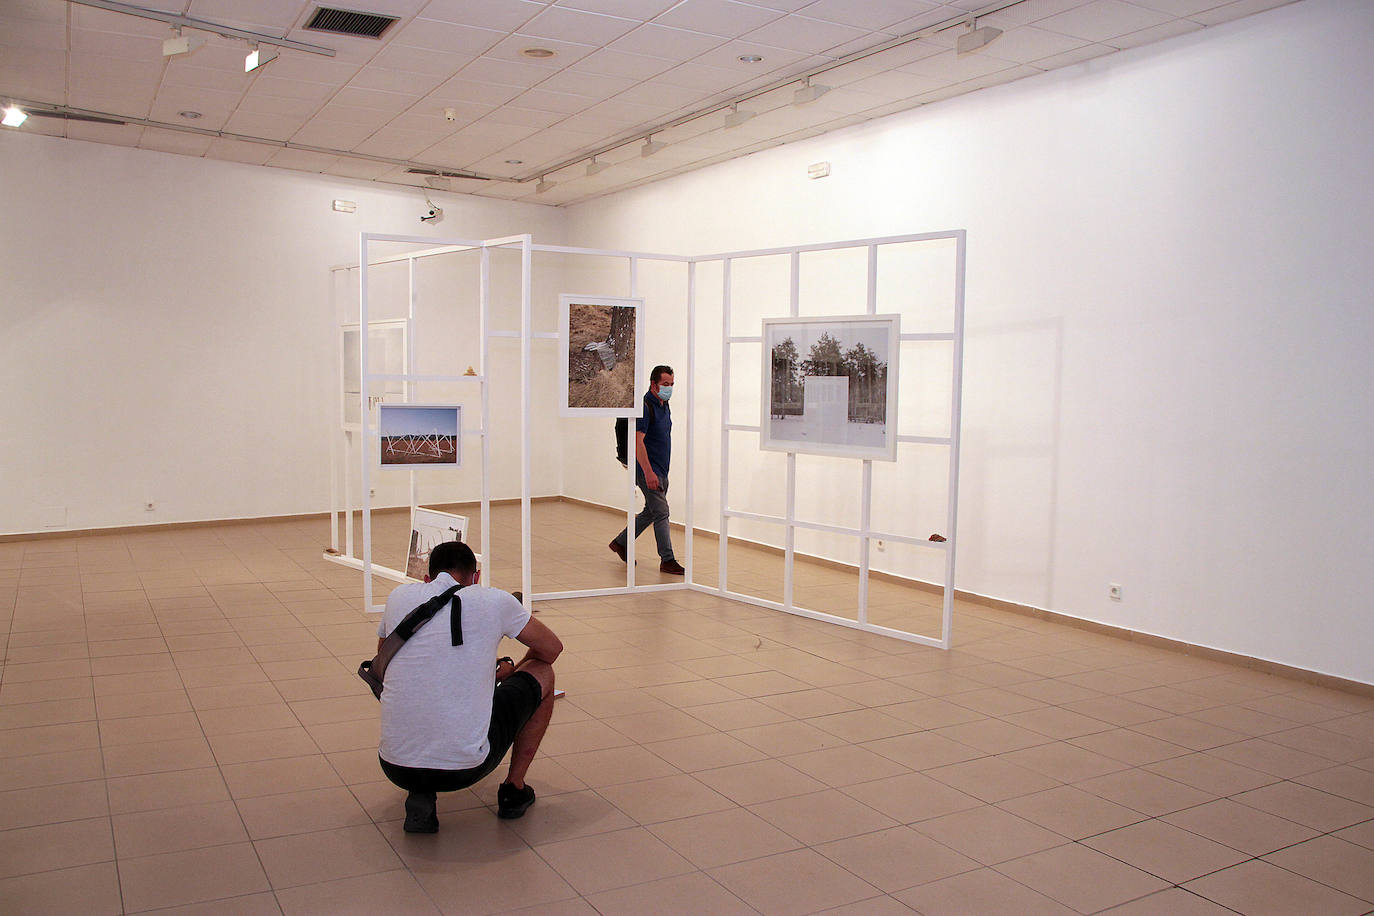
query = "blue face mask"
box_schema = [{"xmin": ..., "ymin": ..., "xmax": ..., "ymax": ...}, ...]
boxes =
[{"xmin": 657, "ymin": 384, "xmax": 673, "ymax": 401}]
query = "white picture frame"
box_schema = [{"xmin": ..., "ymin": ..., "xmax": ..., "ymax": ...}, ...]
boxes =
[
  {"xmin": 378, "ymin": 404, "xmax": 461, "ymax": 468},
  {"xmin": 760, "ymin": 314, "xmax": 901, "ymax": 462},
  {"xmin": 406, "ymin": 508, "xmax": 470, "ymax": 580},
  {"xmin": 340, "ymin": 320, "xmax": 407, "ymax": 430},
  {"xmin": 558, "ymin": 294, "xmax": 644, "ymax": 417}
]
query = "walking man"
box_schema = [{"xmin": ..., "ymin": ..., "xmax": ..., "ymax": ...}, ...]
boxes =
[{"xmin": 610, "ymin": 365, "xmax": 684, "ymax": 575}]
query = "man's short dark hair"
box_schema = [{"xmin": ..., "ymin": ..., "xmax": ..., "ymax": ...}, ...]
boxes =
[
  {"xmin": 651, "ymin": 365, "xmax": 674, "ymax": 383},
  {"xmin": 429, "ymin": 540, "xmax": 477, "ymax": 580}
]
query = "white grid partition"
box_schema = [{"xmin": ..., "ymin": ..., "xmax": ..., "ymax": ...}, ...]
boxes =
[
  {"xmin": 326, "ymin": 230, "xmax": 966, "ymax": 650},
  {"xmin": 703, "ymin": 231, "xmax": 967, "ymax": 649}
]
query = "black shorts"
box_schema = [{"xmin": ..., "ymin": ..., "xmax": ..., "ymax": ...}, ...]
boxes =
[{"xmin": 379, "ymin": 670, "xmax": 543, "ymax": 794}]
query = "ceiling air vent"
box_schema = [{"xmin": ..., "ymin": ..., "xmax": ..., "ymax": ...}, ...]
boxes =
[
  {"xmin": 406, "ymin": 168, "xmax": 488, "ymax": 181},
  {"xmin": 304, "ymin": 7, "xmax": 398, "ymax": 39}
]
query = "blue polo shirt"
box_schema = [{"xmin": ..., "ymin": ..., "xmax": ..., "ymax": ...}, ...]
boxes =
[{"xmin": 636, "ymin": 390, "xmax": 671, "ymax": 480}]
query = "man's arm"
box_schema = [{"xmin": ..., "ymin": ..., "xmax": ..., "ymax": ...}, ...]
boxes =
[
  {"xmin": 513, "ymin": 615, "xmax": 562, "ymax": 667},
  {"xmin": 635, "ymin": 430, "xmax": 659, "ymax": 491}
]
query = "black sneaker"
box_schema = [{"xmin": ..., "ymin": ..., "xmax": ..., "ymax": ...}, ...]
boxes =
[
  {"xmin": 497, "ymin": 781, "xmax": 536, "ymax": 819},
  {"xmin": 403, "ymin": 791, "xmax": 439, "ymax": 833}
]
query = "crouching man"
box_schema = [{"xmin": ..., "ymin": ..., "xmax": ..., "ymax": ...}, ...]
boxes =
[{"xmin": 376, "ymin": 540, "xmax": 561, "ymax": 832}]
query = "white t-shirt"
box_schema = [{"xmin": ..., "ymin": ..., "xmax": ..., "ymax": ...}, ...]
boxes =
[{"xmin": 376, "ymin": 573, "xmax": 531, "ymax": 770}]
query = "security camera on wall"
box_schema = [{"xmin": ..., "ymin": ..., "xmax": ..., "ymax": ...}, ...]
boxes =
[{"xmin": 421, "ymin": 192, "xmax": 443, "ymax": 223}]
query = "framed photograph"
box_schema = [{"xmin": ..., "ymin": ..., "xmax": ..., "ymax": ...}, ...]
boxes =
[
  {"xmin": 761, "ymin": 314, "xmax": 901, "ymax": 462},
  {"xmin": 378, "ymin": 404, "xmax": 460, "ymax": 467},
  {"xmin": 558, "ymin": 294, "xmax": 644, "ymax": 417},
  {"xmin": 340, "ymin": 320, "xmax": 407, "ymax": 430},
  {"xmin": 406, "ymin": 508, "xmax": 469, "ymax": 580}
]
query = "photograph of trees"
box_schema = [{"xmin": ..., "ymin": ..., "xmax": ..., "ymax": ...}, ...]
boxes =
[{"xmin": 762, "ymin": 315, "xmax": 899, "ymax": 460}]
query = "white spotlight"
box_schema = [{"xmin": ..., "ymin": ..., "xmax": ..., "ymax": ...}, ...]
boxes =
[
  {"xmin": 641, "ymin": 137, "xmax": 665, "ymax": 158},
  {"xmin": 723, "ymin": 104, "xmax": 755, "ymax": 129},
  {"xmin": 956, "ymin": 22, "xmax": 1003, "ymax": 55},
  {"xmin": 2, "ymin": 105, "xmax": 27, "ymax": 128},
  {"xmin": 245, "ymin": 44, "xmax": 279, "ymax": 72},
  {"xmin": 535, "ymin": 176, "xmax": 556, "ymax": 194},
  {"xmin": 586, "ymin": 157, "xmax": 609, "ymax": 177},
  {"xmin": 162, "ymin": 28, "xmax": 204, "ymax": 57},
  {"xmin": 793, "ymin": 80, "xmax": 831, "ymax": 106}
]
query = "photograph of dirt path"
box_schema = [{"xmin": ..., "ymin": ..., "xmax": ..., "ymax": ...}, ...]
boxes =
[{"xmin": 566, "ymin": 301, "xmax": 636, "ymax": 411}]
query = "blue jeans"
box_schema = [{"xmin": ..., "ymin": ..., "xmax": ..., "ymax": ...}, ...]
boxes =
[{"xmin": 613, "ymin": 474, "xmax": 675, "ymax": 562}]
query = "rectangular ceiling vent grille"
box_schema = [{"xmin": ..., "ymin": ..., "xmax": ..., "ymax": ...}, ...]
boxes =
[
  {"xmin": 406, "ymin": 168, "xmax": 487, "ymax": 180},
  {"xmin": 304, "ymin": 7, "xmax": 398, "ymax": 38}
]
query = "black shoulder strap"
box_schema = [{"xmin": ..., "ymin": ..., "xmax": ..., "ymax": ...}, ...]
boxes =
[
  {"xmin": 392, "ymin": 583, "xmax": 462, "ymax": 641},
  {"xmin": 359, "ymin": 583, "xmax": 463, "ymax": 699}
]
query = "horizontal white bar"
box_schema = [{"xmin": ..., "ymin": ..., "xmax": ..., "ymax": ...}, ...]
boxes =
[
  {"xmin": 487, "ymin": 330, "xmax": 559, "ymax": 340},
  {"xmin": 361, "ymin": 232, "xmax": 484, "ymax": 248},
  {"xmin": 719, "ymin": 510, "xmax": 950, "ymax": 550},
  {"xmin": 727, "ymin": 336, "xmax": 762, "ymax": 344},
  {"xmin": 482, "ymin": 240, "xmax": 693, "ymax": 262},
  {"xmin": 695, "ymin": 585, "xmax": 944, "ymax": 648},
  {"xmin": 693, "ymin": 230, "xmax": 964, "ymax": 263},
  {"xmin": 330, "ymin": 242, "xmax": 482, "ymax": 271},
  {"xmin": 900, "ymin": 333, "xmax": 955, "ymax": 341},
  {"xmin": 321, "ymin": 552, "xmax": 410, "ymax": 584},
  {"xmin": 340, "ymin": 231, "xmax": 965, "ymax": 272},
  {"xmin": 480, "ymin": 234, "xmax": 532, "ymax": 248},
  {"xmin": 724, "ymin": 424, "xmax": 761, "ymax": 433},
  {"xmin": 360, "ymin": 426, "xmax": 487, "ymax": 437},
  {"xmin": 896, "ymin": 435, "xmax": 952, "ymax": 445},
  {"xmin": 532, "ymin": 583, "xmax": 690, "ymax": 601},
  {"xmin": 364, "ymin": 373, "xmax": 484, "ymax": 383},
  {"xmin": 322, "ymin": 551, "xmax": 486, "ymax": 584}
]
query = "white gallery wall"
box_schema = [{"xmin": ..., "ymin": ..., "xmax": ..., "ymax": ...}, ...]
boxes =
[
  {"xmin": 564, "ymin": 0, "xmax": 1374, "ymax": 684},
  {"xmin": 0, "ymin": 132, "xmax": 564, "ymax": 536}
]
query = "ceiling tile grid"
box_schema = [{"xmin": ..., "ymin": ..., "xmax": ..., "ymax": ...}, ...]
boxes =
[{"xmin": 0, "ymin": 0, "xmax": 1300, "ymax": 204}]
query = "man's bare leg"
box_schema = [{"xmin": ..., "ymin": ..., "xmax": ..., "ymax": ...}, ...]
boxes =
[{"xmin": 506, "ymin": 659, "xmax": 555, "ymax": 789}]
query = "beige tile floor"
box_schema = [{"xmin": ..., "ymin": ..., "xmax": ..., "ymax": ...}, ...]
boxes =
[{"xmin": 1, "ymin": 501, "xmax": 1372, "ymax": 915}]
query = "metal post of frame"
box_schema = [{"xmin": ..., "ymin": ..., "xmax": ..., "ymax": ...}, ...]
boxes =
[
  {"xmin": 859, "ymin": 244, "xmax": 881, "ymax": 624},
  {"xmin": 329, "ymin": 268, "xmax": 340, "ymax": 553},
  {"xmin": 479, "ymin": 246, "xmax": 492, "ymax": 585},
  {"xmin": 344, "ymin": 268, "xmax": 356, "ymax": 561},
  {"xmin": 627, "ymin": 256, "xmax": 640, "ymax": 589},
  {"xmin": 359, "ymin": 235, "xmax": 374, "ymax": 614},
  {"xmin": 407, "ymin": 256, "xmax": 418, "ymax": 525},
  {"xmin": 718, "ymin": 258, "xmax": 732, "ymax": 594},
  {"xmin": 685, "ymin": 260, "xmax": 696, "ymax": 582},
  {"xmin": 519, "ymin": 235, "xmax": 534, "ymax": 608},
  {"xmin": 783, "ymin": 251, "xmax": 800, "ymax": 612},
  {"xmin": 942, "ymin": 231, "xmax": 968, "ymax": 649}
]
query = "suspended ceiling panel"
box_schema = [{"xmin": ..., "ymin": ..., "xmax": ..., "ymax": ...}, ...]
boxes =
[{"xmin": 0, "ymin": 0, "xmax": 1296, "ymax": 206}]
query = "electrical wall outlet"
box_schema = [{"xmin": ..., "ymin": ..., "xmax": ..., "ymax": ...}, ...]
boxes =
[{"xmin": 1109, "ymin": 583, "xmax": 1123, "ymax": 601}]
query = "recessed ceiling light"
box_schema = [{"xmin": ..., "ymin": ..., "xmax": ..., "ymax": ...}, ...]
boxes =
[
  {"xmin": 522, "ymin": 47, "xmax": 556, "ymax": 59},
  {"xmin": 505, "ymin": 159, "xmax": 523, "ymax": 165},
  {"xmin": 738, "ymin": 54, "xmax": 763, "ymax": 63},
  {"xmin": 178, "ymin": 110, "xmax": 202, "ymax": 120}
]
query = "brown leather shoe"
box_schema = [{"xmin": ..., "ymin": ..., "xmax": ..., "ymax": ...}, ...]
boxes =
[
  {"xmin": 659, "ymin": 559, "xmax": 685, "ymax": 575},
  {"xmin": 608, "ymin": 539, "xmax": 627, "ymax": 563}
]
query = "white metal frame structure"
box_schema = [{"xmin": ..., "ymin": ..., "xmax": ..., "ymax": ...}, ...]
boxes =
[
  {"xmin": 706, "ymin": 232, "xmax": 966, "ymax": 649},
  {"xmin": 325, "ymin": 230, "xmax": 966, "ymax": 650}
]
